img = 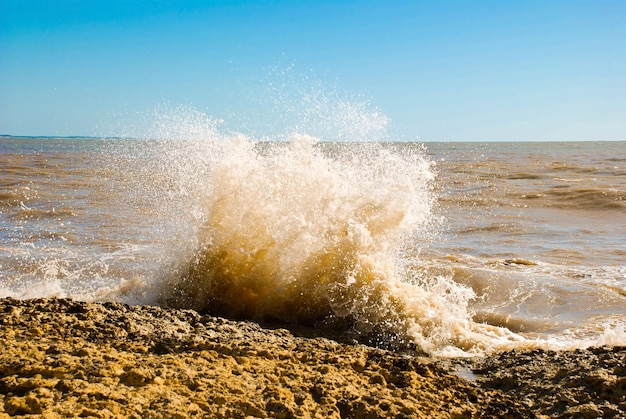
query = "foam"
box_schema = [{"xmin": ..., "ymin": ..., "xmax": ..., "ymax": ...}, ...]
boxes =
[{"xmin": 133, "ymin": 124, "xmax": 530, "ymax": 355}]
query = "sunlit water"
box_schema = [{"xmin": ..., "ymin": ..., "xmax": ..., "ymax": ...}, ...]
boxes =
[{"xmin": 1, "ymin": 126, "xmax": 624, "ymax": 356}]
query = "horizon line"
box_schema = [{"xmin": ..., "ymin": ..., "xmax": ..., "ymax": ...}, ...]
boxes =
[{"xmin": 1, "ymin": 134, "xmax": 625, "ymax": 143}]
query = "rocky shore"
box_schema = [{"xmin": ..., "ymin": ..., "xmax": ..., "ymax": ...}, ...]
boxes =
[{"xmin": 0, "ymin": 298, "xmax": 624, "ymax": 418}]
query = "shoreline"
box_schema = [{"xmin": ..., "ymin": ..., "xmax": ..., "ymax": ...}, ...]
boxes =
[{"xmin": 1, "ymin": 297, "xmax": 624, "ymax": 418}]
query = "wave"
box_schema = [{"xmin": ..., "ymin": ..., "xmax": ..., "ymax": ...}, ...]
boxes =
[
  {"xmin": 102, "ymin": 107, "xmax": 624, "ymax": 355},
  {"xmin": 4, "ymin": 105, "xmax": 623, "ymax": 356},
  {"xmin": 543, "ymin": 187, "xmax": 626, "ymax": 210},
  {"xmin": 117, "ymin": 121, "xmax": 528, "ymax": 356},
  {"xmin": 509, "ymin": 186, "xmax": 626, "ymax": 211}
]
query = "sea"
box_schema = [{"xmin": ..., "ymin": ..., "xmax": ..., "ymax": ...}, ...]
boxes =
[{"xmin": 1, "ymin": 123, "xmax": 625, "ymax": 356}]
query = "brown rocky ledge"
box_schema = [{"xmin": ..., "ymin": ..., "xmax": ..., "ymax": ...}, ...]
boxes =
[{"xmin": 0, "ymin": 298, "xmax": 624, "ymax": 418}]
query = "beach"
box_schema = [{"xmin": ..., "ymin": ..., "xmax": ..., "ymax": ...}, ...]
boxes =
[
  {"xmin": 1, "ymin": 297, "xmax": 624, "ymax": 418},
  {"xmin": 1, "ymin": 136, "xmax": 625, "ymax": 417},
  {"xmin": 4, "ymin": 1, "xmax": 625, "ymax": 416}
]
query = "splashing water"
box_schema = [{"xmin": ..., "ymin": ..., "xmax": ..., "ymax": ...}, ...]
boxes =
[
  {"xmin": 121, "ymin": 106, "xmax": 528, "ymax": 356},
  {"xmin": 10, "ymin": 74, "xmax": 616, "ymax": 355}
]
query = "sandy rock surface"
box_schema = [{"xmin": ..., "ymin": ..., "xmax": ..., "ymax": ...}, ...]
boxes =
[
  {"xmin": 0, "ymin": 298, "xmax": 623, "ymax": 418},
  {"xmin": 472, "ymin": 346, "xmax": 626, "ymax": 418}
]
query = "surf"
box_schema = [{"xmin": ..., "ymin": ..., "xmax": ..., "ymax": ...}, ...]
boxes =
[
  {"xmin": 5, "ymin": 87, "xmax": 623, "ymax": 356},
  {"xmin": 118, "ymin": 108, "xmax": 526, "ymax": 356}
]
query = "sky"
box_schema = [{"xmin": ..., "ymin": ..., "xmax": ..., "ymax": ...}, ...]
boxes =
[{"xmin": 1, "ymin": 0, "xmax": 625, "ymax": 141}]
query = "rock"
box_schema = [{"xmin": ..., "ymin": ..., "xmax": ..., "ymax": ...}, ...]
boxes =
[
  {"xmin": 473, "ymin": 345, "xmax": 626, "ymax": 418},
  {"xmin": 1, "ymin": 297, "xmax": 622, "ymax": 418}
]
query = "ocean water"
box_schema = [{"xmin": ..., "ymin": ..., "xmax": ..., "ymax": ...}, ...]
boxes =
[{"xmin": 1, "ymin": 127, "xmax": 625, "ymax": 356}]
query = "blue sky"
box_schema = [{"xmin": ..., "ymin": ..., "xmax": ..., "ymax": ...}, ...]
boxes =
[{"xmin": 1, "ymin": 0, "xmax": 625, "ymax": 141}]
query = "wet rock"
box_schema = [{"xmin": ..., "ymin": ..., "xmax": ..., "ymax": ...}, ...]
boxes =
[{"xmin": 473, "ymin": 346, "xmax": 626, "ymax": 418}]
